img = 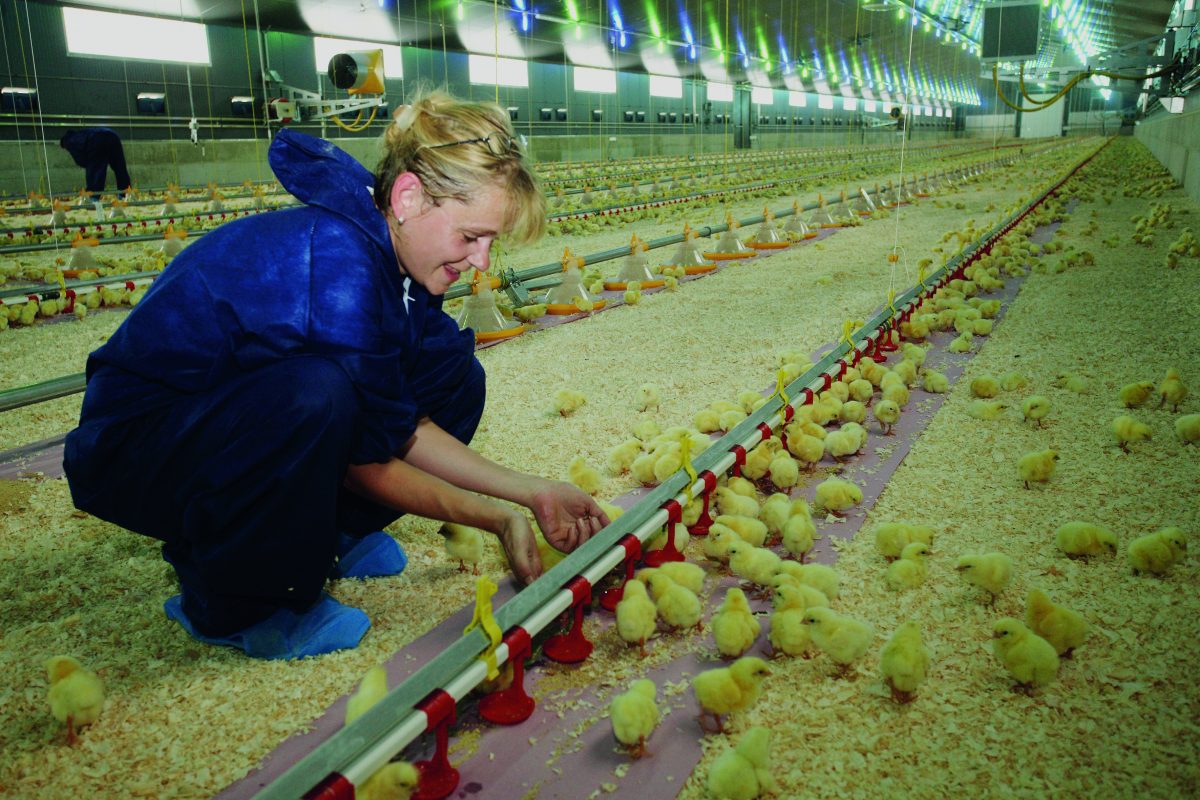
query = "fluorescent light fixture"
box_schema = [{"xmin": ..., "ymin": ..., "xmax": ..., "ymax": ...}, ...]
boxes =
[
  {"xmin": 314, "ymin": 37, "xmax": 402, "ymax": 79},
  {"xmin": 1160, "ymin": 95, "xmax": 1185, "ymax": 113},
  {"xmin": 863, "ymin": 98, "xmax": 877, "ymax": 112},
  {"xmin": 574, "ymin": 66, "xmax": 616, "ymax": 93},
  {"xmin": 924, "ymin": 105, "xmax": 933, "ymax": 116},
  {"xmin": 468, "ymin": 54, "xmax": 529, "ymax": 87},
  {"xmin": 817, "ymin": 94, "xmax": 834, "ymax": 109},
  {"xmin": 649, "ymin": 74, "xmax": 683, "ymax": 98},
  {"xmin": 788, "ymin": 90, "xmax": 806, "ymax": 107},
  {"xmin": 62, "ymin": 7, "xmax": 209, "ymax": 64},
  {"xmin": 708, "ymin": 81, "xmax": 734, "ymax": 102},
  {"xmin": 752, "ymin": 86, "xmax": 773, "ymax": 105},
  {"xmin": 843, "ymin": 96, "xmax": 857, "ymax": 111}
]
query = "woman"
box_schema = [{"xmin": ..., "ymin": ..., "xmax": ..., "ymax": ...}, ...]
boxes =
[{"xmin": 64, "ymin": 91, "xmax": 607, "ymax": 660}]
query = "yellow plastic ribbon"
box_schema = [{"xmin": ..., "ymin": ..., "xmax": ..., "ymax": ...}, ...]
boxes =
[
  {"xmin": 775, "ymin": 367, "xmax": 790, "ymax": 407},
  {"xmin": 54, "ymin": 269, "xmax": 66, "ymax": 292},
  {"xmin": 679, "ymin": 436, "xmax": 698, "ymax": 503},
  {"xmin": 463, "ymin": 576, "xmax": 503, "ymax": 680},
  {"xmin": 840, "ymin": 319, "xmax": 862, "ymax": 353},
  {"xmin": 886, "ymin": 288, "xmax": 898, "ymax": 318},
  {"xmin": 918, "ymin": 264, "xmax": 928, "ymax": 292}
]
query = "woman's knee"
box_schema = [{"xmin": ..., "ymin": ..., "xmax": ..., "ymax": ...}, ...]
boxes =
[{"xmin": 267, "ymin": 358, "xmax": 359, "ymax": 433}]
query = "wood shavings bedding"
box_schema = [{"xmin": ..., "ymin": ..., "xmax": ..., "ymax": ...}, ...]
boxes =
[{"xmin": 0, "ymin": 141, "xmax": 1122, "ymax": 799}]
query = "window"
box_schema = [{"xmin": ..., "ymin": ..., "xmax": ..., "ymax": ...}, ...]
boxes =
[
  {"xmin": 817, "ymin": 94, "xmax": 834, "ymax": 109},
  {"xmin": 924, "ymin": 105, "xmax": 933, "ymax": 116},
  {"xmin": 314, "ymin": 37, "xmax": 402, "ymax": 79},
  {"xmin": 649, "ymin": 74, "xmax": 683, "ymax": 98},
  {"xmin": 788, "ymin": 91, "xmax": 806, "ymax": 108},
  {"xmin": 843, "ymin": 97, "xmax": 857, "ymax": 111},
  {"xmin": 863, "ymin": 99, "xmax": 877, "ymax": 113},
  {"xmin": 62, "ymin": 7, "xmax": 209, "ymax": 64},
  {"xmin": 574, "ymin": 66, "xmax": 616, "ymax": 93},
  {"xmin": 751, "ymin": 86, "xmax": 773, "ymax": 105},
  {"xmin": 707, "ymin": 81, "xmax": 733, "ymax": 102},
  {"xmin": 468, "ymin": 54, "xmax": 529, "ymax": 87}
]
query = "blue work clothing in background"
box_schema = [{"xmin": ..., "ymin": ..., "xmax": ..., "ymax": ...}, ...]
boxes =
[
  {"xmin": 59, "ymin": 127, "xmax": 132, "ymax": 198},
  {"xmin": 63, "ymin": 129, "xmax": 483, "ymax": 636}
]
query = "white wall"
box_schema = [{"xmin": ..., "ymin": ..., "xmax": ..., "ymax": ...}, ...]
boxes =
[
  {"xmin": 1019, "ymin": 93, "xmax": 1063, "ymax": 139},
  {"xmin": 1135, "ymin": 94, "xmax": 1200, "ymax": 204},
  {"xmin": 965, "ymin": 113, "xmax": 1017, "ymax": 138}
]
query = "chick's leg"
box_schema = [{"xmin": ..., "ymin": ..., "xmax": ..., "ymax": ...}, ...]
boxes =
[{"xmin": 66, "ymin": 715, "xmax": 78, "ymax": 746}]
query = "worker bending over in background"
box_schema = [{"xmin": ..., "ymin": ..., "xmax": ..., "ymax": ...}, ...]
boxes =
[
  {"xmin": 59, "ymin": 127, "xmax": 133, "ymax": 201},
  {"xmin": 64, "ymin": 91, "xmax": 607, "ymax": 660}
]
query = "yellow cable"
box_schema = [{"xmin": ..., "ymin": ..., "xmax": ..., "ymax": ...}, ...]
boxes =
[{"xmin": 331, "ymin": 106, "xmax": 378, "ymax": 133}]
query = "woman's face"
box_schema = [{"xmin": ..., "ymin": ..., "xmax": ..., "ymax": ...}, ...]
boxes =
[{"xmin": 388, "ymin": 177, "xmax": 508, "ymax": 296}]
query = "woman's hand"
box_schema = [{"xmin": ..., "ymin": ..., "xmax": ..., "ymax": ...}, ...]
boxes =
[
  {"xmin": 495, "ymin": 510, "xmax": 541, "ymax": 586},
  {"xmin": 527, "ymin": 479, "xmax": 610, "ymax": 554}
]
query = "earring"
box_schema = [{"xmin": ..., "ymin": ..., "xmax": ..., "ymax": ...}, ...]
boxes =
[{"xmin": 396, "ymin": 216, "xmax": 405, "ymax": 225}]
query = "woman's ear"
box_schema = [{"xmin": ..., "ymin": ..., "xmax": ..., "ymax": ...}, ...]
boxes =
[{"xmin": 389, "ymin": 172, "xmax": 423, "ymax": 221}]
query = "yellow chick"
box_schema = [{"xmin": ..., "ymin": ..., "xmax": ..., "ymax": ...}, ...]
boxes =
[
  {"xmin": 610, "ymin": 679, "xmax": 661, "ymax": 758},
  {"xmin": 803, "ymin": 607, "xmax": 874, "ymax": 677},
  {"xmin": 768, "ymin": 452, "xmax": 800, "ymax": 490},
  {"xmin": 513, "ymin": 303, "xmax": 547, "ymax": 323},
  {"xmin": 1052, "ymin": 372, "xmax": 1088, "ymax": 393},
  {"xmin": 788, "ymin": 432, "xmax": 826, "ymax": 469},
  {"xmin": 992, "ymin": 618, "xmax": 1058, "ymax": 693},
  {"xmin": 645, "ymin": 572, "xmax": 702, "ymax": 631},
  {"xmin": 1017, "ymin": 448, "xmax": 1058, "ymax": 489},
  {"xmin": 737, "ymin": 389, "xmax": 766, "ymax": 414},
  {"xmin": 345, "ymin": 665, "xmax": 388, "ymax": 726},
  {"xmin": 882, "ymin": 383, "xmax": 910, "ymax": 409},
  {"xmin": 724, "ymin": 476, "xmax": 758, "ymax": 497},
  {"xmin": 969, "ymin": 375, "xmax": 1000, "ymax": 398},
  {"xmin": 706, "ymin": 726, "xmax": 776, "ymax": 800},
  {"xmin": 623, "ymin": 288, "xmax": 642, "ymax": 305},
  {"xmin": 636, "ymin": 562, "xmax": 705, "ymax": 595},
  {"xmin": 1000, "ymin": 371, "xmax": 1029, "ymax": 391},
  {"xmin": 758, "ymin": 492, "xmax": 792, "ymax": 538},
  {"xmin": 645, "ymin": 521, "xmax": 688, "ymax": 554},
  {"xmin": 814, "ymin": 477, "xmax": 863, "ymax": 517},
  {"xmin": 606, "ymin": 438, "xmax": 644, "ymax": 475},
  {"xmin": 823, "ymin": 428, "xmax": 859, "ymax": 461},
  {"xmin": 776, "ymin": 561, "xmax": 839, "ymax": 600},
  {"xmin": 567, "ymin": 456, "xmax": 604, "ymax": 495},
  {"xmin": 1025, "ymin": 588, "xmax": 1087, "ymax": 658},
  {"xmin": 728, "ymin": 542, "xmax": 783, "ymax": 590},
  {"xmin": 715, "ymin": 514, "xmax": 768, "ymax": 547},
  {"xmin": 873, "ymin": 522, "xmax": 935, "ymax": 559},
  {"xmin": 358, "ymin": 762, "xmax": 420, "ymax": 800},
  {"xmin": 742, "ymin": 440, "xmax": 777, "ymax": 480},
  {"xmin": 879, "ymin": 621, "xmax": 930, "ymax": 703},
  {"xmin": 693, "ymin": 656, "xmax": 771, "ymax": 733},
  {"xmin": 922, "ymin": 369, "xmax": 950, "ymax": 393},
  {"xmin": 553, "ymin": 388, "xmax": 586, "ymax": 415},
  {"xmin": 767, "ymin": 600, "xmax": 813, "ymax": 659},
  {"xmin": 1055, "ymin": 521, "xmax": 1118, "ymax": 558},
  {"xmin": 873, "ymin": 399, "xmax": 901, "ymax": 435},
  {"xmin": 885, "ymin": 542, "xmax": 930, "ymax": 590},
  {"xmin": 441, "ymin": 523, "xmax": 485, "ymax": 574},
  {"xmin": 771, "ymin": 579, "xmax": 829, "ymax": 612},
  {"xmin": 1176, "ymin": 414, "xmax": 1200, "ymax": 444},
  {"xmin": 1119, "ymin": 380, "xmax": 1156, "ymax": 408},
  {"xmin": 702, "ymin": 523, "xmax": 739, "ymax": 565},
  {"xmin": 1111, "ymin": 416, "xmax": 1152, "ymax": 452},
  {"xmin": 847, "ymin": 378, "xmax": 874, "ymax": 404},
  {"xmin": 967, "ymin": 399, "xmax": 1009, "ymax": 420},
  {"xmin": 892, "ymin": 359, "xmax": 919, "ymax": 387},
  {"xmin": 615, "ymin": 579, "xmax": 658, "ymax": 656},
  {"xmin": 1022, "ymin": 395, "xmax": 1051, "ymax": 427},
  {"xmin": 902, "ymin": 342, "xmax": 927, "ymax": 366},
  {"xmin": 636, "ymin": 383, "xmax": 661, "ymax": 412},
  {"xmin": 956, "ymin": 552, "xmax": 1013, "ymax": 604},
  {"xmin": 1158, "ymin": 369, "xmax": 1187, "ymax": 412},
  {"xmin": 716, "ymin": 486, "xmax": 760, "ymax": 518},
  {"xmin": 1127, "ymin": 527, "xmax": 1188, "ymax": 575},
  {"xmin": 781, "ymin": 512, "xmax": 816, "ymax": 562},
  {"xmin": 44, "ymin": 656, "xmax": 104, "ymax": 745},
  {"xmin": 839, "ymin": 399, "xmax": 868, "ymax": 423},
  {"xmin": 712, "ymin": 587, "xmax": 762, "ymax": 658}
]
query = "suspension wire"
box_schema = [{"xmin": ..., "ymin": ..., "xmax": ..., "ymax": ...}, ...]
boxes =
[
  {"xmin": 887, "ymin": 0, "xmax": 920, "ymax": 296},
  {"xmin": 18, "ymin": 1, "xmax": 61, "ymax": 264},
  {"xmin": 0, "ymin": 3, "xmax": 33, "ymax": 196},
  {"xmin": 992, "ymin": 7, "xmax": 1005, "ymax": 149},
  {"xmin": 239, "ymin": 0, "xmax": 264, "ymax": 178}
]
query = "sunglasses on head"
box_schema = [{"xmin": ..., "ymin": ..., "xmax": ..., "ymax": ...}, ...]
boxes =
[{"xmin": 419, "ymin": 132, "xmax": 526, "ymax": 157}]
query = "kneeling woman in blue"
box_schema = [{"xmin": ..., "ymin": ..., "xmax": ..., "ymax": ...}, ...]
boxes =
[{"xmin": 63, "ymin": 91, "xmax": 608, "ymax": 660}]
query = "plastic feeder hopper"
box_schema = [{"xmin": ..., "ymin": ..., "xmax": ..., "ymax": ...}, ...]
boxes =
[
  {"xmin": 545, "ymin": 250, "xmax": 606, "ymax": 315},
  {"xmin": 784, "ymin": 201, "xmax": 819, "ymax": 240},
  {"xmin": 159, "ymin": 224, "xmax": 189, "ymax": 258},
  {"xmin": 808, "ymin": 194, "xmax": 840, "ymax": 228},
  {"xmin": 748, "ymin": 207, "xmax": 790, "ymax": 250},
  {"xmin": 704, "ymin": 215, "xmax": 758, "ymax": 261},
  {"xmin": 458, "ymin": 271, "xmax": 526, "ymax": 342},
  {"xmin": 66, "ymin": 232, "xmax": 100, "ymax": 272},
  {"xmin": 604, "ymin": 234, "xmax": 664, "ymax": 290},
  {"xmin": 661, "ymin": 223, "xmax": 717, "ymax": 275}
]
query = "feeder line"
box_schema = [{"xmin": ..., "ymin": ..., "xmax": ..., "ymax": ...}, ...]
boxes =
[{"xmin": 254, "ymin": 136, "xmax": 1112, "ymax": 800}]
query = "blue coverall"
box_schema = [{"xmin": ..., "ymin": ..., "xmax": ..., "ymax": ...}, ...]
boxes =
[
  {"xmin": 59, "ymin": 127, "xmax": 133, "ymax": 199},
  {"xmin": 63, "ymin": 129, "xmax": 484, "ymax": 637}
]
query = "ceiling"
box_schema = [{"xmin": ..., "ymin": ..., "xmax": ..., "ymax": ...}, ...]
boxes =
[{"xmin": 51, "ymin": 0, "xmax": 1180, "ymax": 103}]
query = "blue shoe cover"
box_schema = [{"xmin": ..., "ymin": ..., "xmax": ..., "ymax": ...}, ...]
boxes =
[
  {"xmin": 164, "ymin": 593, "xmax": 370, "ymax": 660},
  {"xmin": 332, "ymin": 531, "xmax": 407, "ymax": 579}
]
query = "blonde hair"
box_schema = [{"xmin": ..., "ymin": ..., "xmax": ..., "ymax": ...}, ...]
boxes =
[{"xmin": 374, "ymin": 88, "xmax": 545, "ymax": 246}]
